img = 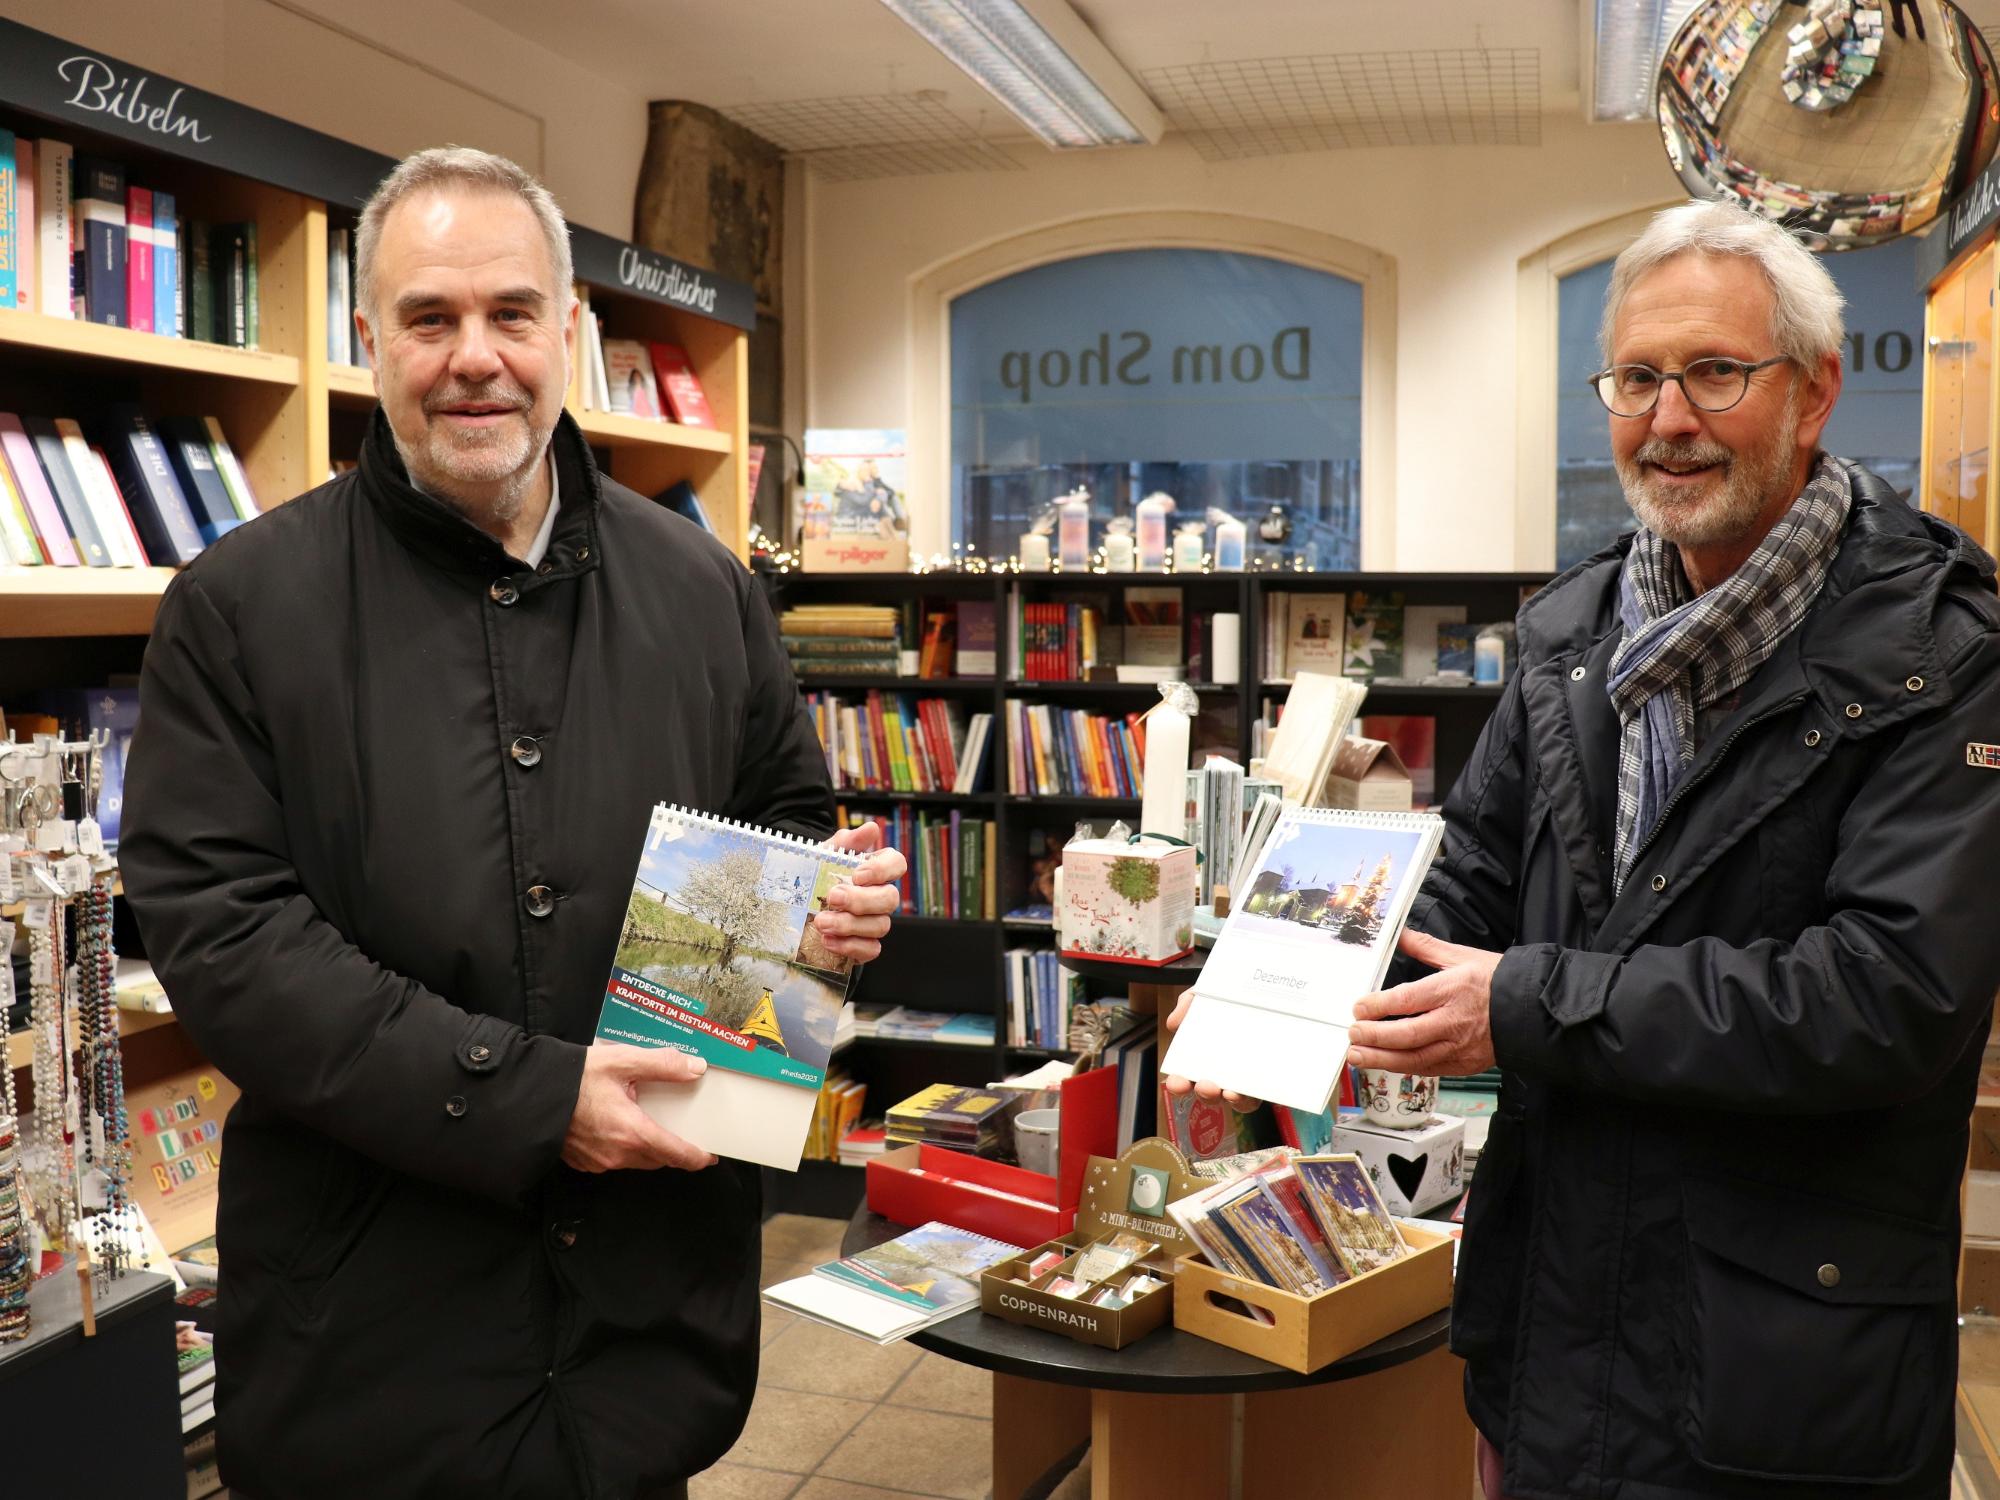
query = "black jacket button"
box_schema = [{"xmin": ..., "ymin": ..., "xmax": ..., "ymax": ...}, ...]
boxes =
[
  {"xmin": 551, "ymin": 1221, "xmax": 579, "ymax": 1250},
  {"xmin": 445, "ymin": 1095, "xmax": 467, "ymax": 1118},
  {"xmin": 510, "ymin": 735, "xmax": 543, "ymax": 768},
  {"xmin": 490, "ymin": 580, "xmax": 521, "ymax": 607},
  {"xmin": 1817, "ymin": 1262, "xmax": 1840, "ymax": 1288},
  {"xmin": 1650, "ymin": 873, "xmax": 1667, "ymax": 893},
  {"xmin": 524, "ymin": 885, "xmax": 557, "ymax": 918}
]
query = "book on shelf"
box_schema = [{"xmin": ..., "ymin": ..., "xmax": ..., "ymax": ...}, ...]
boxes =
[
  {"xmin": 1005, "ymin": 947, "xmax": 1087, "ymax": 1049},
  {"xmin": 0, "ymin": 128, "xmax": 17, "ymax": 313},
  {"xmin": 153, "ymin": 191, "xmax": 178, "ymax": 338},
  {"xmin": 183, "ymin": 215, "xmax": 214, "ymax": 343},
  {"xmin": 23, "ymin": 414, "xmax": 111, "ymax": 566},
  {"xmin": 57, "ymin": 417, "xmax": 147, "ymax": 567},
  {"xmin": 1005, "ymin": 701, "xmax": 1146, "ymax": 798},
  {"xmin": 603, "ymin": 339, "xmax": 664, "ymax": 418},
  {"xmin": 1435, "ymin": 623, "xmax": 1478, "ymax": 678},
  {"xmin": 763, "ymin": 1220, "xmax": 1024, "ymax": 1344},
  {"xmin": 126, "ymin": 185, "xmax": 155, "ymax": 333},
  {"xmin": 809, "ymin": 691, "xmax": 971, "ymax": 795},
  {"xmin": 1122, "ymin": 586, "xmax": 1184, "ymax": 670},
  {"xmin": 658, "ymin": 479, "xmax": 712, "ymax": 534},
  {"xmin": 204, "ymin": 415, "xmax": 260, "ymax": 517},
  {"xmin": 0, "ymin": 413, "xmax": 77, "ymax": 565},
  {"xmin": 650, "ymin": 343, "xmax": 715, "ymax": 427},
  {"xmin": 0, "ymin": 435, "xmax": 41, "ymax": 566},
  {"xmin": 837, "ymin": 803, "xmax": 994, "ymax": 918},
  {"xmin": 1265, "ymin": 591, "xmax": 1345, "ymax": 680},
  {"xmin": 1160, "ymin": 807, "xmax": 1443, "ymax": 1113},
  {"xmin": 918, "ymin": 608, "xmax": 956, "ymax": 677},
  {"xmin": 104, "ymin": 405, "xmax": 207, "ymax": 567},
  {"xmin": 804, "ymin": 1069, "xmax": 866, "ymax": 1162},
  {"xmin": 76, "ymin": 156, "xmax": 127, "ymax": 327},
  {"xmin": 585, "ymin": 307, "xmax": 611, "ymax": 412},
  {"xmin": 11, "ymin": 136, "xmax": 32, "ymax": 315},
  {"xmin": 594, "ymin": 803, "xmax": 865, "ymax": 1170},
  {"xmin": 158, "ymin": 416, "xmax": 248, "ymax": 540},
  {"xmin": 1343, "ymin": 592, "xmax": 1405, "ymax": 680},
  {"xmin": 34, "ymin": 136, "xmax": 71, "ymax": 319},
  {"xmin": 1399, "ymin": 605, "xmax": 1466, "ymax": 682},
  {"xmin": 956, "ymin": 600, "xmax": 997, "ymax": 675},
  {"xmin": 837, "ymin": 1122, "xmax": 889, "ymax": 1166}
]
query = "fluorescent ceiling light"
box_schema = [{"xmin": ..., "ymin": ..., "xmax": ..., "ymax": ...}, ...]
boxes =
[
  {"xmin": 1592, "ymin": 0, "xmax": 1699, "ymax": 121},
  {"xmin": 876, "ymin": 0, "xmax": 1164, "ymax": 149}
]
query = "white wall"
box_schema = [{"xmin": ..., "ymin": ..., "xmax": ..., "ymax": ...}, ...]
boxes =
[
  {"xmin": 0, "ymin": 0, "xmax": 648, "ymax": 237},
  {"xmin": 805, "ymin": 113, "xmax": 1677, "ymax": 571}
]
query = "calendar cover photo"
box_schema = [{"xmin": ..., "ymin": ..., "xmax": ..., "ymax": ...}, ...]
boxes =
[{"xmin": 595, "ymin": 804, "xmax": 863, "ymax": 1168}]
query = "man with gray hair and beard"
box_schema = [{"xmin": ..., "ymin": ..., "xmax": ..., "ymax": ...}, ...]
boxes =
[
  {"xmin": 1169, "ymin": 197, "xmax": 2000, "ymax": 1496},
  {"xmin": 120, "ymin": 148, "xmax": 904, "ymax": 1499}
]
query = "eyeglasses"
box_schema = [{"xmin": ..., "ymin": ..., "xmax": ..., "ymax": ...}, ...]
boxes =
[{"xmin": 1586, "ymin": 355, "xmax": 1791, "ymax": 417}]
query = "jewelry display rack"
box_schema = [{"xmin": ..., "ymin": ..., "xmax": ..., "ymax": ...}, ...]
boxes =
[{"xmin": 0, "ymin": 730, "xmax": 133, "ymax": 1343}]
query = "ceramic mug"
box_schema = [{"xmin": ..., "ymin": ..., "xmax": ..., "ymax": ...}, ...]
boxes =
[
  {"xmin": 1013, "ymin": 1108, "xmax": 1062, "ymax": 1176},
  {"xmin": 1354, "ymin": 1068, "xmax": 1438, "ymax": 1130}
]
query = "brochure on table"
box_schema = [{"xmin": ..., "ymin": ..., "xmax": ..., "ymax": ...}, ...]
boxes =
[{"xmin": 1160, "ymin": 808, "xmax": 1443, "ymax": 1112}]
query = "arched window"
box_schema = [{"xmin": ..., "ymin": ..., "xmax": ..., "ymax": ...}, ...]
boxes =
[
  {"xmin": 1554, "ymin": 236, "xmax": 1924, "ymax": 568},
  {"xmin": 948, "ymin": 247, "xmax": 1367, "ymax": 567}
]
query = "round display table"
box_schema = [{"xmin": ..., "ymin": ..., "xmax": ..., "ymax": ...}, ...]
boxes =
[{"xmin": 841, "ymin": 1207, "xmax": 1470, "ymax": 1500}]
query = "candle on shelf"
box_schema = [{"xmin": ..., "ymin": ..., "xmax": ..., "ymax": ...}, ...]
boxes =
[
  {"xmin": 1058, "ymin": 490, "xmax": 1091, "ymax": 570},
  {"xmin": 1018, "ymin": 532, "xmax": 1051, "ymax": 570},
  {"xmin": 1139, "ymin": 690, "xmax": 1193, "ymax": 839},
  {"xmin": 1104, "ymin": 517, "xmax": 1136, "ymax": 572},
  {"xmin": 1171, "ymin": 522, "xmax": 1205, "ymax": 573},
  {"xmin": 1213, "ymin": 515, "xmax": 1247, "ymax": 570},
  {"xmin": 1136, "ymin": 493, "xmax": 1174, "ymax": 570},
  {"xmin": 1211, "ymin": 612, "xmax": 1241, "ymax": 685}
]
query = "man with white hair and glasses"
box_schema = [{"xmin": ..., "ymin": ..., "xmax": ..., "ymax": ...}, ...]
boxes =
[{"xmin": 1174, "ymin": 198, "xmax": 2000, "ymax": 1496}]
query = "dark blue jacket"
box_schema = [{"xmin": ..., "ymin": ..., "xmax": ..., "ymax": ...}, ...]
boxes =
[{"xmin": 1416, "ymin": 466, "xmax": 2000, "ymax": 1497}]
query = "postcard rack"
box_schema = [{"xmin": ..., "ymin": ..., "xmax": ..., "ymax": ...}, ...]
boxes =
[{"xmin": 0, "ymin": 730, "xmax": 134, "ymax": 1343}]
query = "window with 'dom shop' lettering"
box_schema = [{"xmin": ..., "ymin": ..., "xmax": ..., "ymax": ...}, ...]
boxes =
[{"xmin": 950, "ymin": 248, "xmax": 1365, "ymax": 567}]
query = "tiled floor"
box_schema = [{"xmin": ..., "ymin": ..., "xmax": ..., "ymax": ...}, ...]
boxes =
[{"xmin": 691, "ymin": 1214, "xmax": 1005, "ymax": 1500}]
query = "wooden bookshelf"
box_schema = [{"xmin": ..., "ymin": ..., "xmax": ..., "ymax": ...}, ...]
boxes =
[
  {"xmin": 324, "ymin": 362, "xmax": 377, "ymax": 405},
  {"xmin": 571, "ymin": 406, "xmax": 734, "ymax": 455},
  {"xmin": 0, "ymin": 565, "xmax": 178, "ymax": 637},
  {"xmin": 0, "ymin": 311, "xmax": 302, "ymax": 386}
]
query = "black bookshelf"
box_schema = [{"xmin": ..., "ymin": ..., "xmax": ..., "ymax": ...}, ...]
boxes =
[{"xmin": 762, "ymin": 564, "xmax": 1551, "ymax": 1118}]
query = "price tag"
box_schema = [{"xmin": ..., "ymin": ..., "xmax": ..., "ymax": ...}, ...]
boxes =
[
  {"xmin": 76, "ymin": 819, "xmax": 104, "ymax": 858},
  {"xmin": 20, "ymin": 898, "xmax": 50, "ymax": 931},
  {"xmin": 0, "ymin": 857, "xmax": 16, "ymax": 902},
  {"xmin": 61, "ymin": 856, "xmax": 92, "ymax": 894},
  {"xmin": 32, "ymin": 819, "xmax": 74, "ymax": 854}
]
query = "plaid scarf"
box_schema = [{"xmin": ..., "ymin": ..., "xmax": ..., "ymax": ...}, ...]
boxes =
[{"xmin": 1607, "ymin": 453, "xmax": 1851, "ymax": 890}]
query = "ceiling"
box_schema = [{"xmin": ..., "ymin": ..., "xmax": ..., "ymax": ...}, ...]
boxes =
[{"xmin": 454, "ymin": 0, "xmax": 2000, "ymax": 173}]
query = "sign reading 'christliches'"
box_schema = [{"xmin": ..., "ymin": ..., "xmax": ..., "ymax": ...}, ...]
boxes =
[{"xmin": 0, "ymin": 16, "xmax": 755, "ymax": 329}]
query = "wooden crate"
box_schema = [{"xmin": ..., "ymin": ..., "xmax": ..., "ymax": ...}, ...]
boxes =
[{"xmin": 1173, "ymin": 1225, "xmax": 1454, "ymax": 1373}]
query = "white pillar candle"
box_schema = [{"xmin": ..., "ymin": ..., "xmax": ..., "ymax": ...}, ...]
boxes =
[
  {"xmin": 1104, "ymin": 530, "xmax": 1135, "ymax": 571},
  {"xmin": 1140, "ymin": 703, "xmax": 1192, "ymax": 838},
  {"xmin": 1211, "ymin": 613, "xmax": 1241, "ymax": 685},
  {"xmin": 1172, "ymin": 527, "xmax": 1205, "ymax": 573},
  {"xmin": 1018, "ymin": 533, "xmax": 1051, "ymax": 570}
]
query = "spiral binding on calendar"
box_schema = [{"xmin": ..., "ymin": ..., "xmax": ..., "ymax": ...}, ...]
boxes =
[
  {"xmin": 1285, "ymin": 807, "xmax": 1444, "ymax": 832},
  {"xmin": 655, "ymin": 803, "xmax": 866, "ymax": 865}
]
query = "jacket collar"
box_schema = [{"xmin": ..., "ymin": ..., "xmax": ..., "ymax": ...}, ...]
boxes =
[
  {"xmin": 358, "ymin": 406, "xmax": 604, "ymax": 582},
  {"xmin": 1518, "ymin": 461, "xmax": 1998, "ymax": 740}
]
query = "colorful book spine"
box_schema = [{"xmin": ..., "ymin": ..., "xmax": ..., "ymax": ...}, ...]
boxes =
[
  {"xmin": 204, "ymin": 416, "xmax": 259, "ymax": 519},
  {"xmin": 34, "ymin": 137, "xmax": 71, "ymax": 320},
  {"xmin": 12, "ymin": 138, "xmax": 32, "ymax": 312},
  {"xmin": 0, "ymin": 129, "xmax": 16, "ymax": 314},
  {"xmin": 0, "ymin": 414, "xmax": 76, "ymax": 564},
  {"xmin": 56, "ymin": 418, "xmax": 144, "ymax": 565},
  {"xmin": 648, "ymin": 342, "xmax": 715, "ymax": 427},
  {"xmin": 153, "ymin": 191, "xmax": 177, "ymax": 337},
  {"xmin": 75, "ymin": 157, "xmax": 126, "ymax": 327},
  {"xmin": 125, "ymin": 186, "xmax": 154, "ymax": 334},
  {"xmin": 157, "ymin": 416, "xmax": 241, "ymax": 545},
  {"xmin": 0, "ymin": 436, "xmax": 41, "ymax": 565},
  {"xmin": 23, "ymin": 416, "xmax": 109, "ymax": 566}
]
